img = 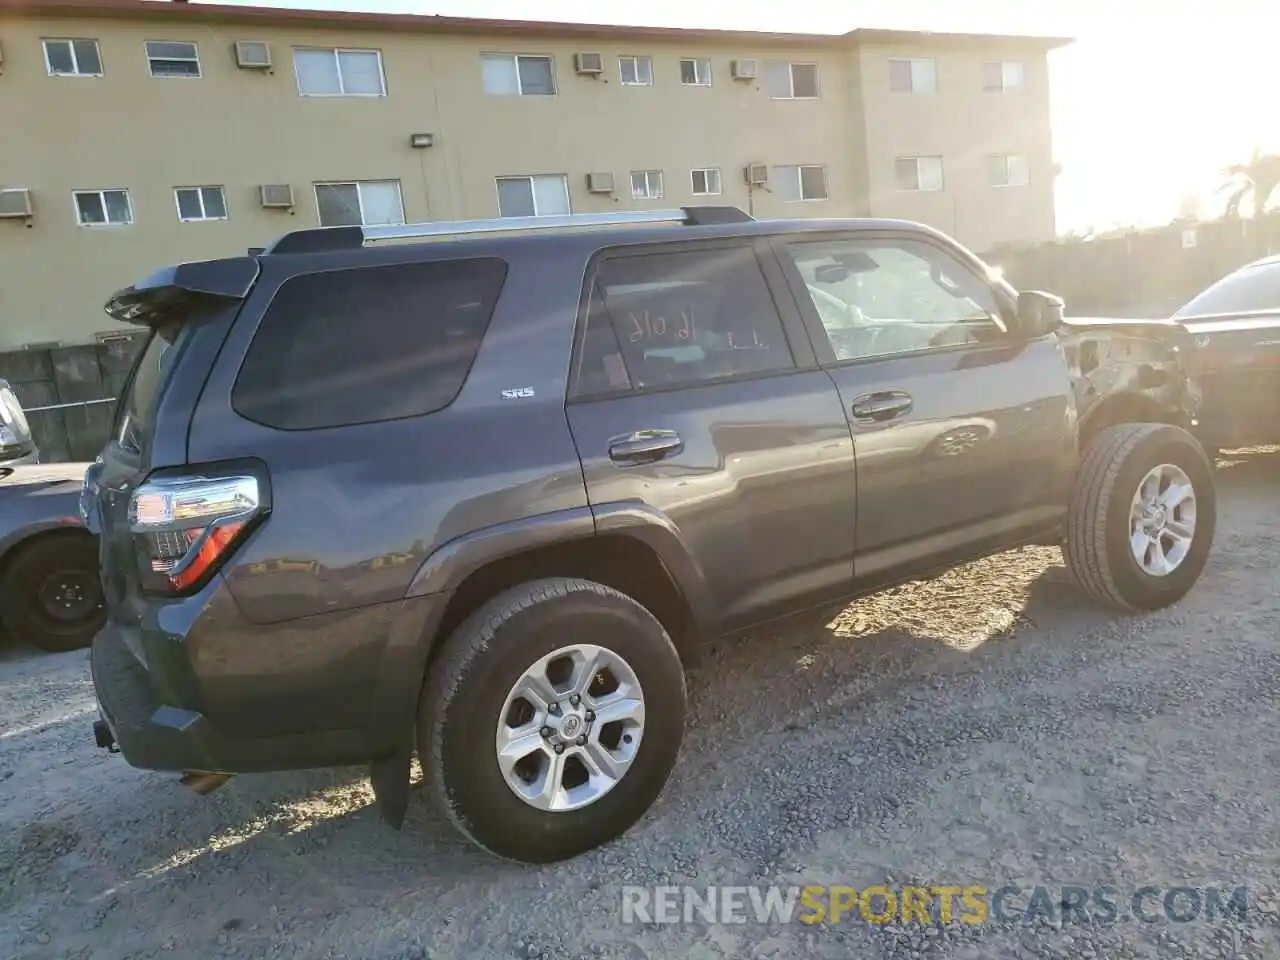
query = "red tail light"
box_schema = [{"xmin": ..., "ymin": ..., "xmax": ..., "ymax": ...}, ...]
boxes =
[{"xmin": 129, "ymin": 474, "xmax": 263, "ymax": 594}]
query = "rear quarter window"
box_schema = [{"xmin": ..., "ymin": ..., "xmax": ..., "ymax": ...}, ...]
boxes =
[{"xmin": 232, "ymin": 258, "xmax": 507, "ymax": 430}]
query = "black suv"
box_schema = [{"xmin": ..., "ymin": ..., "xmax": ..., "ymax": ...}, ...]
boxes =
[{"xmin": 84, "ymin": 207, "xmax": 1215, "ymax": 864}]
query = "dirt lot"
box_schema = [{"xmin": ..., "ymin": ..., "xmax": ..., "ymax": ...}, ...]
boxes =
[{"xmin": 3, "ymin": 451, "xmax": 1280, "ymax": 960}]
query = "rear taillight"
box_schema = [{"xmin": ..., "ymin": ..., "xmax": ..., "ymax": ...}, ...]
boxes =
[{"xmin": 129, "ymin": 474, "xmax": 263, "ymax": 593}]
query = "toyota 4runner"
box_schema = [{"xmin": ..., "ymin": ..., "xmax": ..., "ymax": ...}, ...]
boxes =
[{"xmin": 83, "ymin": 206, "xmax": 1216, "ymax": 864}]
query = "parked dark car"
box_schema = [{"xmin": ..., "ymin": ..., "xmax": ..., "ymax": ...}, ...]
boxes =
[
  {"xmin": 84, "ymin": 207, "xmax": 1216, "ymax": 864},
  {"xmin": 0, "ymin": 462, "xmax": 104, "ymax": 651},
  {"xmin": 1169, "ymin": 254, "xmax": 1280, "ymax": 454}
]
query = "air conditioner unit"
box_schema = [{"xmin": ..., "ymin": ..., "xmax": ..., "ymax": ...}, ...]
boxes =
[
  {"xmin": 586, "ymin": 172, "xmax": 615, "ymax": 194},
  {"xmin": 259, "ymin": 183, "xmax": 294, "ymax": 208},
  {"xmin": 730, "ymin": 59, "xmax": 758, "ymax": 80},
  {"xmin": 0, "ymin": 188, "xmax": 32, "ymax": 218},
  {"xmin": 234, "ymin": 40, "xmax": 273, "ymax": 70},
  {"xmin": 744, "ymin": 164, "xmax": 769, "ymax": 186},
  {"xmin": 574, "ymin": 52, "xmax": 604, "ymax": 75}
]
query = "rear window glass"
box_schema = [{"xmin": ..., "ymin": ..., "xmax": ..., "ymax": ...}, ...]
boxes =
[
  {"xmin": 1174, "ymin": 261, "xmax": 1280, "ymax": 317},
  {"xmin": 233, "ymin": 258, "xmax": 507, "ymax": 430},
  {"xmin": 115, "ymin": 325, "xmax": 179, "ymax": 453}
]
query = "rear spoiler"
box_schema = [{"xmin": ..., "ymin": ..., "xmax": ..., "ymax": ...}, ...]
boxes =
[{"xmin": 103, "ymin": 257, "xmax": 260, "ymax": 326}]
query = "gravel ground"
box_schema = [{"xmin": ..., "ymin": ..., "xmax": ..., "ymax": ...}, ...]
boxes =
[{"xmin": 3, "ymin": 450, "xmax": 1279, "ymax": 960}]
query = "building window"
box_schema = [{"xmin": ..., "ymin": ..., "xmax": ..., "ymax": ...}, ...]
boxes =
[
  {"xmin": 481, "ymin": 54, "xmax": 556, "ymax": 96},
  {"xmin": 895, "ymin": 156, "xmax": 945, "ymax": 192},
  {"xmin": 764, "ymin": 61, "xmax": 820, "ymax": 99},
  {"xmin": 983, "ymin": 60, "xmax": 1026, "ymax": 92},
  {"xmin": 773, "ymin": 165, "xmax": 829, "ymax": 202},
  {"xmin": 988, "ymin": 154, "xmax": 1030, "ymax": 187},
  {"xmin": 314, "ymin": 180, "xmax": 404, "ymax": 226},
  {"xmin": 691, "ymin": 168, "xmax": 722, "ymax": 196},
  {"xmin": 619, "ymin": 56, "xmax": 653, "ymax": 86},
  {"xmin": 679, "ymin": 57, "xmax": 712, "ymax": 86},
  {"xmin": 888, "ymin": 58, "xmax": 936, "ymax": 94},
  {"xmin": 146, "ymin": 40, "xmax": 200, "ymax": 78},
  {"xmin": 74, "ymin": 189, "xmax": 133, "ymax": 226},
  {"xmin": 293, "ymin": 48, "xmax": 385, "ymax": 96},
  {"xmin": 496, "ymin": 175, "xmax": 571, "ymax": 217},
  {"xmin": 631, "ymin": 170, "xmax": 664, "ymax": 200},
  {"xmin": 43, "ymin": 38, "xmax": 103, "ymax": 77},
  {"xmin": 174, "ymin": 186, "xmax": 227, "ymax": 222}
]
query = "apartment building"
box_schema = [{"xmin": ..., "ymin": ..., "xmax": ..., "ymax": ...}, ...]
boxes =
[{"xmin": 0, "ymin": 0, "xmax": 1070, "ymax": 348}]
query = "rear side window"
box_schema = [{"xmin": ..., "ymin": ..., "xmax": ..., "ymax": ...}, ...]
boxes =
[
  {"xmin": 233, "ymin": 258, "xmax": 507, "ymax": 430},
  {"xmin": 573, "ymin": 245, "xmax": 795, "ymax": 396}
]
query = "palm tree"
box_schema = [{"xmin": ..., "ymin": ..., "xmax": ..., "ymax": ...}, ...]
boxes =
[{"xmin": 1220, "ymin": 149, "xmax": 1280, "ymax": 217}]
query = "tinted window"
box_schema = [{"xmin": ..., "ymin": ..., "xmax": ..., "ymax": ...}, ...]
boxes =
[
  {"xmin": 574, "ymin": 246, "xmax": 795, "ymax": 395},
  {"xmin": 234, "ymin": 259, "xmax": 506, "ymax": 429},
  {"xmin": 1174, "ymin": 261, "xmax": 1280, "ymax": 317},
  {"xmin": 781, "ymin": 239, "xmax": 1005, "ymax": 362},
  {"xmin": 114, "ymin": 323, "xmax": 182, "ymax": 453}
]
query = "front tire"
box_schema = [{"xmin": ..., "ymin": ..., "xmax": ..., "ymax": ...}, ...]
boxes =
[
  {"xmin": 418, "ymin": 578, "xmax": 687, "ymax": 863},
  {"xmin": 1, "ymin": 533, "xmax": 105, "ymax": 653},
  {"xmin": 1065, "ymin": 423, "xmax": 1216, "ymax": 611}
]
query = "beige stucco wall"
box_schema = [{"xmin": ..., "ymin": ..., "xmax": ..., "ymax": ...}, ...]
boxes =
[{"xmin": 0, "ymin": 12, "xmax": 1058, "ymax": 348}]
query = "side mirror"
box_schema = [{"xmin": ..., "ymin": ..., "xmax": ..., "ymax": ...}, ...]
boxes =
[{"xmin": 1016, "ymin": 290, "xmax": 1065, "ymax": 337}]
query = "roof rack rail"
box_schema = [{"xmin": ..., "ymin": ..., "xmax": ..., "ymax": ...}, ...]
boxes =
[{"xmin": 263, "ymin": 205, "xmax": 752, "ymax": 255}]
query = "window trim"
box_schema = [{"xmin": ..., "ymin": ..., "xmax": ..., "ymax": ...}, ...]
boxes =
[
  {"xmin": 566, "ymin": 236, "xmax": 817, "ymax": 403},
  {"xmin": 480, "ymin": 52, "xmax": 558, "ymax": 96},
  {"xmin": 888, "ymin": 56, "xmax": 937, "ymax": 94},
  {"xmin": 774, "ymin": 164, "xmax": 830, "ymax": 203},
  {"xmin": 988, "ymin": 153, "xmax": 1030, "ymax": 188},
  {"xmin": 145, "ymin": 39, "xmax": 201, "ymax": 79},
  {"xmin": 493, "ymin": 174, "xmax": 572, "ymax": 218},
  {"xmin": 690, "ymin": 167, "xmax": 722, "ymax": 196},
  {"xmin": 173, "ymin": 185, "xmax": 228, "ymax": 222},
  {"xmin": 894, "ymin": 155, "xmax": 945, "ymax": 193},
  {"xmin": 43, "ymin": 37, "xmax": 103, "ymax": 77},
  {"xmin": 630, "ymin": 169, "xmax": 664, "ymax": 201},
  {"xmin": 292, "ymin": 46, "xmax": 387, "ymax": 97},
  {"xmin": 312, "ymin": 179, "xmax": 405, "ymax": 227},
  {"xmin": 678, "ymin": 56, "xmax": 712, "ymax": 86},
  {"xmin": 768, "ymin": 230, "xmax": 1016, "ymax": 371},
  {"xmin": 618, "ymin": 55, "xmax": 654, "ymax": 86},
  {"xmin": 765, "ymin": 60, "xmax": 821, "ymax": 100},
  {"xmin": 72, "ymin": 188, "xmax": 134, "ymax": 227},
  {"xmin": 983, "ymin": 59, "xmax": 1026, "ymax": 93}
]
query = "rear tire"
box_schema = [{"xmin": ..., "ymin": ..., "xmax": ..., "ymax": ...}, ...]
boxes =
[
  {"xmin": 418, "ymin": 577, "xmax": 686, "ymax": 863},
  {"xmin": 1, "ymin": 534, "xmax": 105, "ymax": 653},
  {"xmin": 1065, "ymin": 423, "xmax": 1216, "ymax": 611}
]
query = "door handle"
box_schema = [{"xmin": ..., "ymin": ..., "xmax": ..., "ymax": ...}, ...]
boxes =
[
  {"xmin": 608, "ymin": 429, "xmax": 683, "ymax": 464},
  {"xmin": 850, "ymin": 391, "xmax": 913, "ymax": 422}
]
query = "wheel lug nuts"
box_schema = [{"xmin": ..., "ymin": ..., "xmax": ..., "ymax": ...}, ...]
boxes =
[
  {"xmin": 585, "ymin": 711, "xmax": 595, "ymax": 722},
  {"xmin": 570, "ymin": 694, "xmax": 581, "ymax": 706},
  {"xmin": 540, "ymin": 726, "xmax": 552, "ymax": 738},
  {"xmin": 553, "ymin": 743, "xmax": 565, "ymax": 754},
  {"xmin": 548, "ymin": 702, "xmax": 560, "ymax": 714},
  {"xmin": 576, "ymin": 735, "xmax": 586, "ymax": 746}
]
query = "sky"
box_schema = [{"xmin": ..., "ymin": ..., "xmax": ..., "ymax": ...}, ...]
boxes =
[{"xmin": 209, "ymin": 0, "xmax": 1278, "ymax": 234}]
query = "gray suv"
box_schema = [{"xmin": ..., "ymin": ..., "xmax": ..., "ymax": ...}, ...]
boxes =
[{"xmin": 84, "ymin": 207, "xmax": 1215, "ymax": 863}]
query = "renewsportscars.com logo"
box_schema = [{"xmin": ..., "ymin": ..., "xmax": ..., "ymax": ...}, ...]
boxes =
[{"xmin": 621, "ymin": 884, "xmax": 1250, "ymax": 927}]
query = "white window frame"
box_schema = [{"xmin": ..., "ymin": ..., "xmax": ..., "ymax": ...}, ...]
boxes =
[
  {"xmin": 773, "ymin": 165, "xmax": 829, "ymax": 202},
  {"xmin": 494, "ymin": 174, "xmax": 572, "ymax": 217},
  {"xmin": 889, "ymin": 57, "xmax": 937, "ymax": 94},
  {"xmin": 313, "ymin": 180, "xmax": 405, "ymax": 226},
  {"xmin": 42, "ymin": 38, "xmax": 103, "ymax": 77},
  {"xmin": 73, "ymin": 188, "xmax": 133, "ymax": 227},
  {"xmin": 895, "ymin": 156, "xmax": 945, "ymax": 192},
  {"xmin": 293, "ymin": 47, "xmax": 387, "ymax": 97},
  {"xmin": 481, "ymin": 53, "xmax": 558, "ymax": 96},
  {"xmin": 989, "ymin": 154, "xmax": 1030, "ymax": 188},
  {"xmin": 631, "ymin": 170, "xmax": 664, "ymax": 201},
  {"xmin": 766, "ymin": 61, "xmax": 821, "ymax": 99},
  {"xmin": 679, "ymin": 57, "xmax": 712, "ymax": 86},
  {"xmin": 983, "ymin": 60, "xmax": 1026, "ymax": 93},
  {"xmin": 690, "ymin": 168, "xmax": 722, "ymax": 196},
  {"xmin": 618, "ymin": 55, "xmax": 653, "ymax": 86},
  {"xmin": 146, "ymin": 40, "xmax": 201, "ymax": 79},
  {"xmin": 173, "ymin": 186, "xmax": 227, "ymax": 222}
]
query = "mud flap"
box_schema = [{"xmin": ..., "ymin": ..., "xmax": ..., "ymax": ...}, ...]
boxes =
[{"xmin": 369, "ymin": 750, "xmax": 412, "ymax": 829}]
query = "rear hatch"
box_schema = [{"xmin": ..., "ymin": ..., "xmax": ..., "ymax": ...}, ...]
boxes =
[{"xmin": 84, "ymin": 257, "xmax": 259, "ymax": 617}]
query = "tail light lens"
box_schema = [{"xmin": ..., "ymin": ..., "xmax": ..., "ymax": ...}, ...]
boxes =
[{"xmin": 129, "ymin": 474, "xmax": 263, "ymax": 594}]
